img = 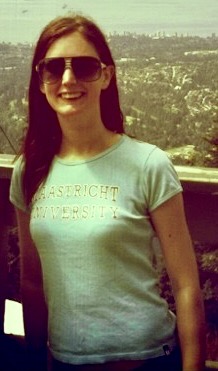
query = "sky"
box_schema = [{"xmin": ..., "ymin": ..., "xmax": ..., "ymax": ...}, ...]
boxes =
[{"xmin": 0, "ymin": 0, "xmax": 217, "ymax": 44}]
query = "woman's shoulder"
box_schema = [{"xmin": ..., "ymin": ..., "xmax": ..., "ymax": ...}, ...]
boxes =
[
  {"xmin": 123, "ymin": 135, "xmax": 156, "ymax": 151},
  {"xmin": 122, "ymin": 135, "xmax": 168, "ymax": 164},
  {"xmin": 13, "ymin": 154, "xmax": 25, "ymax": 170},
  {"xmin": 10, "ymin": 155, "xmax": 29, "ymax": 212},
  {"xmin": 9, "ymin": 155, "xmax": 25, "ymax": 183}
]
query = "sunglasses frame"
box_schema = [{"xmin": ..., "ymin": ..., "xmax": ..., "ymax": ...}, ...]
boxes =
[{"xmin": 35, "ymin": 56, "xmax": 106, "ymax": 84}]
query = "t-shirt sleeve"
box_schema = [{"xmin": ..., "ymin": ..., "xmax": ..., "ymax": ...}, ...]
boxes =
[
  {"xmin": 142, "ymin": 146, "xmax": 183, "ymax": 212},
  {"xmin": 9, "ymin": 156, "xmax": 29, "ymax": 213}
]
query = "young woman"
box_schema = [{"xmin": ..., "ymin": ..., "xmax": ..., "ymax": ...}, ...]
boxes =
[{"xmin": 10, "ymin": 14, "xmax": 205, "ymax": 371}]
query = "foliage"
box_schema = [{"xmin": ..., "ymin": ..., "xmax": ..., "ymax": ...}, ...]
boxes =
[
  {"xmin": 110, "ymin": 34, "xmax": 218, "ymax": 167},
  {"xmin": 0, "ymin": 43, "xmax": 30, "ymax": 153},
  {"xmin": 0, "ymin": 36, "xmax": 217, "ymax": 165},
  {"xmin": 156, "ymin": 241, "xmax": 218, "ymax": 361}
]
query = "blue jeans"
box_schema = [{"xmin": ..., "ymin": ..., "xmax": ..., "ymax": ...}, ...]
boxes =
[
  {"xmin": 133, "ymin": 347, "xmax": 182, "ymax": 370},
  {"xmin": 51, "ymin": 348, "xmax": 182, "ymax": 371}
]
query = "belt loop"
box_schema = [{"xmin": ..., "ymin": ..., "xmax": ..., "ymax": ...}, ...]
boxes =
[{"xmin": 163, "ymin": 344, "xmax": 171, "ymax": 356}]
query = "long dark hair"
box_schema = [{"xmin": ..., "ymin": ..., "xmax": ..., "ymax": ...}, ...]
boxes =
[{"xmin": 22, "ymin": 14, "xmax": 124, "ymax": 205}]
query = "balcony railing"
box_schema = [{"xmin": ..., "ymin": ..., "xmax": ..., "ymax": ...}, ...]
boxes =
[{"xmin": 2, "ymin": 154, "xmax": 217, "ymax": 243}]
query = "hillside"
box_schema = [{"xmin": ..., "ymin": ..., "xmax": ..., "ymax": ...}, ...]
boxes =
[{"xmin": 0, "ymin": 34, "xmax": 217, "ymax": 166}]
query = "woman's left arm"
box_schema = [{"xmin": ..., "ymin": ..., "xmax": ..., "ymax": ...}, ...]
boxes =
[{"xmin": 151, "ymin": 193, "xmax": 206, "ymax": 371}]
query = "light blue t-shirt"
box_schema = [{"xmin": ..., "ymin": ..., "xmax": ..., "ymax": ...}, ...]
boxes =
[{"xmin": 10, "ymin": 135, "xmax": 182, "ymax": 365}]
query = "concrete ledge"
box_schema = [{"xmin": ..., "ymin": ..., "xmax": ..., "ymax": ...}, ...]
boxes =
[
  {"xmin": 176, "ymin": 165, "xmax": 218, "ymax": 194},
  {"xmin": 1, "ymin": 154, "xmax": 218, "ymax": 186},
  {"xmin": 206, "ymin": 360, "xmax": 218, "ymax": 370},
  {"xmin": 0, "ymin": 154, "xmax": 15, "ymax": 179}
]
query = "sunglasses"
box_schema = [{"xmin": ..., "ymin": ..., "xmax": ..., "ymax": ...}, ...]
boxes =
[{"xmin": 35, "ymin": 56, "xmax": 106, "ymax": 84}]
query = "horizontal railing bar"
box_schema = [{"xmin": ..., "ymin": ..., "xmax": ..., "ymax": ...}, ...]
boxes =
[{"xmin": 0, "ymin": 153, "xmax": 218, "ymax": 185}]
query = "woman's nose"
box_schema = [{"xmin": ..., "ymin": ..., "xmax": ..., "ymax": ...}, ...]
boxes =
[{"xmin": 62, "ymin": 67, "xmax": 77, "ymax": 85}]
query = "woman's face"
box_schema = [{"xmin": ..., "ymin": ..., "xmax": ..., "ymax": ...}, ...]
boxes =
[{"xmin": 40, "ymin": 31, "xmax": 113, "ymax": 123}]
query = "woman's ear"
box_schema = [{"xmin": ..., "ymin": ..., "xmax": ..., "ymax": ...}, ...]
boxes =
[{"xmin": 101, "ymin": 65, "xmax": 115, "ymax": 90}]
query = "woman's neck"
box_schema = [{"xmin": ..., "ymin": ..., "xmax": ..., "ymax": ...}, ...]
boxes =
[{"xmin": 57, "ymin": 117, "xmax": 120, "ymax": 161}]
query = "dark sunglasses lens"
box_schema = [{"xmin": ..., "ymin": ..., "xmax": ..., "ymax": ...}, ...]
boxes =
[
  {"xmin": 37, "ymin": 57, "xmax": 102, "ymax": 83},
  {"xmin": 73, "ymin": 57, "xmax": 102, "ymax": 81},
  {"xmin": 40, "ymin": 58, "xmax": 65, "ymax": 83}
]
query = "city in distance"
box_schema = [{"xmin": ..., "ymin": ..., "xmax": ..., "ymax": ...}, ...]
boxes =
[{"xmin": 0, "ymin": 0, "xmax": 218, "ymax": 44}]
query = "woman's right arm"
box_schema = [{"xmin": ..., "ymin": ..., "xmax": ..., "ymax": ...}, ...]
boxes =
[{"xmin": 16, "ymin": 208, "xmax": 48, "ymax": 364}]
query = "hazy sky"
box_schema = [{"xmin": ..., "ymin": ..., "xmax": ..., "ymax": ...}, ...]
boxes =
[{"xmin": 0, "ymin": 0, "xmax": 217, "ymax": 43}]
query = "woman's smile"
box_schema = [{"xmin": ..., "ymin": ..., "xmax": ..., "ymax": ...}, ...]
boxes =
[
  {"xmin": 61, "ymin": 92, "xmax": 84, "ymax": 99},
  {"xmin": 59, "ymin": 91, "xmax": 86, "ymax": 101}
]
